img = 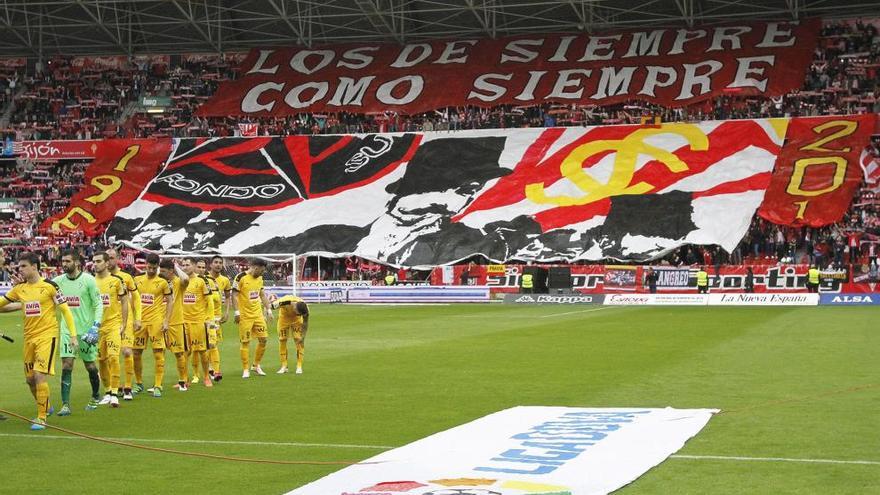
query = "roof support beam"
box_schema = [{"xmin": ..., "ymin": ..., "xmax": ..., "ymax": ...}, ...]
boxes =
[
  {"xmin": 675, "ymin": 0, "xmax": 695, "ymax": 27},
  {"xmin": 267, "ymin": 0, "xmax": 309, "ymax": 47},
  {"xmin": 465, "ymin": 0, "xmax": 496, "ymax": 38},
  {"xmin": 171, "ymin": 0, "xmax": 220, "ymax": 53},
  {"xmin": 76, "ymin": 0, "xmax": 130, "ymax": 56},
  {"xmin": 353, "ymin": 0, "xmax": 405, "ymax": 44}
]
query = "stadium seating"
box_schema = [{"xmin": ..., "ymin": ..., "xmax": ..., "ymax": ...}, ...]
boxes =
[{"xmin": 0, "ymin": 18, "xmax": 878, "ymax": 276}]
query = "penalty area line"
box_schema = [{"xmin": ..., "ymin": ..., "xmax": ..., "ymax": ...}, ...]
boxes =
[
  {"xmin": 0, "ymin": 433, "xmax": 393, "ymax": 450},
  {"xmin": 671, "ymin": 454, "xmax": 880, "ymax": 466}
]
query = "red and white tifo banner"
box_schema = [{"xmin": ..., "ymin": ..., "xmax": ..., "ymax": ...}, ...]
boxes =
[
  {"xmin": 758, "ymin": 114, "xmax": 877, "ymax": 226},
  {"xmin": 432, "ymin": 264, "xmax": 880, "ymax": 294},
  {"xmin": 285, "ymin": 406, "xmax": 717, "ymax": 495},
  {"xmin": 198, "ymin": 19, "xmax": 819, "ymax": 116},
  {"xmin": 44, "ymin": 139, "xmax": 171, "ymax": 236},
  {"xmin": 13, "ymin": 140, "xmax": 101, "ymax": 160},
  {"xmin": 104, "ymin": 115, "xmax": 872, "ymax": 266}
]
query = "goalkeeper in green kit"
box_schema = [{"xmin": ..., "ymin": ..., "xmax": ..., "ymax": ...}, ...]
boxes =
[{"xmin": 49, "ymin": 250, "xmax": 104, "ymax": 413}]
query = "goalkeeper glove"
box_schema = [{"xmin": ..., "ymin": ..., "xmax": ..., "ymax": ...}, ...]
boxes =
[{"xmin": 82, "ymin": 322, "xmax": 100, "ymax": 345}]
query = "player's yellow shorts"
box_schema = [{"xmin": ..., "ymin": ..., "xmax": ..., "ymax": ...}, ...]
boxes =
[
  {"xmin": 205, "ymin": 321, "xmax": 218, "ymax": 347},
  {"xmin": 23, "ymin": 336, "xmax": 58, "ymax": 376},
  {"xmin": 278, "ymin": 323, "xmax": 303, "ymax": 340},
  {"xmin": 238, "ymin": 318, "xmax": 267, "ymax": 343},
  {"xmin": 121, "ymin": 321, "xmax": 134, "ymax": 348},
  {"xmin": 165, "ymin": 323, "xmax": 186, "ymax": 353},
  {"xmin": 99, "ymin": 330, "xmax": 121, "ymax": 359},
  {"xmin": 185, "ymin": 321, "xmax": 208, "ymax": 351},
  {"xmin": 135, "ymin": 322, "xmax": 166, "ymax": 350}
]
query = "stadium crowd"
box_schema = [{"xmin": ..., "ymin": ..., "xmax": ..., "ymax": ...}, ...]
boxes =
[{"xmin": 0, "ymin": 18, "xmax": 879, "ymax": 280}]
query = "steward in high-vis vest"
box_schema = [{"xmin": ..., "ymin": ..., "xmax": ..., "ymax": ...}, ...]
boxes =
[
  {"xmin": 696, "ymin": 267, "xmax": 709, "ymax": 294},
  {"xmin": 807, "ymin": 266, "xmax": 820, "ymax": 293},
  {"xmin": 521, "ymin": 273, "xmax": 534, "ymax": 294},
  {"xmin": 384, "ymin": 273, "xmax": 397, "ymax": 286}
]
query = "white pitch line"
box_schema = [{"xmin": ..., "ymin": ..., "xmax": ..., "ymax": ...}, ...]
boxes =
[
  {"xmin": 671, "ymin": 454, "xmax": 880, "ymax": 466},
  {"xmin": 4, "ymin": 433, "xmax": 875, "ymax": 467},
  {"xmin": 0, "ymin": 433, "xmax": 392, "ymax": 450},
  {"xmin": 539, "ymin": 306, "xmax": 613, "ymax": 318}
]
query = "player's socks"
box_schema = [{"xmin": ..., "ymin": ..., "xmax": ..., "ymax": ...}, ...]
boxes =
[
  {"xmin": 254, "ymin": 341, "xmax": 267, "ymax": 366},
  {"xmin": 98, "ymin": 359, "xmax": 110, "ymax": 392},
  {"xmin": 210, "ymin": 347, "xmax": 221, "ymax": 374},
  {"xmin": 60, "ymin": 368, "xmax": 72, "ymax": 405},
  {"xmin": 295, "ymin": 341, "xmax": 305, "ymax": 370},
  {"xmin": 133, "ymin": 353, "xmax": 144, "ymax": 384},
  {"xmin": 240, "ymin": 345, "xmax": 250, "ymax": 371},
  {"xmin": 153, "ymin": 350, "xmax": 165, "ymax": 388},
  {"xmin": 175, "ymin": 353, "xmax": 187, "ymax": 383},
  {"xmin": 124, "ymin": 354, "xmax": 134, "ymax": 390},
  {"xmin": 87, "ymin": 367, "xmax": 101, "ymax": 400},
  {"xmin": 36, "ymin": 382, "xmax": 50, "ymax": 422},
  {"xmin": 190, "ymin": 350, "xmax": 199, "ymax": 380},
  {"xmin": 109, "ymin": 358, "xmax": 121, "ymax": 393},
  {"xmin": 279, "ymin": 340, "xmax": 288, "ymax": 369}
]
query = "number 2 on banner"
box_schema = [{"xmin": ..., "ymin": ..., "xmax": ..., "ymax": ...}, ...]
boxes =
[
  {"xmin": 798, "ymin": 120, "xmax": 857, "ymax": 152},
  {"xmin": 787, "ymin": 119, "xmax": 858, "ymax": 219}
]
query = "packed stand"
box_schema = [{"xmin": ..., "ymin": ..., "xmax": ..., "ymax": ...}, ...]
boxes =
[
  {"xmin": 0, "ymin": 20, "xmax": 879, "ymax": 278},
  {"xmin": 0, "ymin": 159, "xmax": 95, "ymax": 280}
]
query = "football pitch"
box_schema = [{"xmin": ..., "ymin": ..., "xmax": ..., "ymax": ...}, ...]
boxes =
[{"xmin": 0, "ymin": 304, "xmax": 877, "ymax": 494}]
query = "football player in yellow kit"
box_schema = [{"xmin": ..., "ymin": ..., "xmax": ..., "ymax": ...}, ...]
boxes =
[
  {"xmin": 93, "ymin": 252, "xmax": 129, "ymax": 408},
  {"xmin": 0, "ymin": 253, "xmax": 78, "ymax": 430},
  {"xmin": 180, "ymin": 258, "xmax": 214, "ymax": 388},
  {"xmin": 133, "ymin": 254, "xmax": 174, "ymax": 397},
  {"xmin": 207, "ymin": 256, "xmax": 232, "ymax": 381},
  {"xmin": 232, "ymin": 259, "xmax": 273, "ymax": 378},
  {"xmin": 271, "ymin": 295, "xmax": 309, "ymax": 374},
  {"xmin": 106, "ymin": 248, "xmax": 141, "ymax": 400},
  {"xmin": 158, "ymin": 258, "xmax": 191, "ymax": 391}
]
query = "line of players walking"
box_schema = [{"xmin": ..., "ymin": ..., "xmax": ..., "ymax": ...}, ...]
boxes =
[{"xmin": 0, "ymin": 250, "xmax": 309, "ymax": 430}]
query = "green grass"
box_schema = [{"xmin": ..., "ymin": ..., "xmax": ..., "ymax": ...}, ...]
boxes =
[{"xmin": 0, "ymin": 304, "xmax": 877, "ymax": 494}]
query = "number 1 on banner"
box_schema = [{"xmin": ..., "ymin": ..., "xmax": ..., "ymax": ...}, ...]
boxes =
[
  {"xmin": 793, "ymin": 200, "xmax": 809, "ymax": 220},
  {"xmin": 113, "ymin": 145, "xmax": 140, "ymax": 172}
]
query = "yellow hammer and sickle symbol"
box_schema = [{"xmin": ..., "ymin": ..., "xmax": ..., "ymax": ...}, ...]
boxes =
[{"xmin": 525, "ymin": 124, "xmax": 709, "ymax": 207}]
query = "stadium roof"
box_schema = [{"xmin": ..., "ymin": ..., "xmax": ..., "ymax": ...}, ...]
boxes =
[{"xmin": 0, "ymin": 0, "xmax": 877, "ymax": 58}]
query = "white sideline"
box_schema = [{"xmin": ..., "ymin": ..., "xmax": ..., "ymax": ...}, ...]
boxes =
[
  {"xmin": 0, "ymin": 433, "xmax": 393, "ymax": 450},
  {"xmin": 539, "ymin": 306, "xmax": 613, "ymax": 318},
  {"xmin": 3, "ymin": 433, "xmax": 877, "ymax": 466},
  {"xmin": 671, "ymin": 454, "xmax": 880, "ymax": 466}
]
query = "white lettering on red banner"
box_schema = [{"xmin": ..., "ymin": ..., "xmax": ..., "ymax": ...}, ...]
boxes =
[{"xmin": 199, "ymin": 20, "xmax": 820, "ymax": 116}]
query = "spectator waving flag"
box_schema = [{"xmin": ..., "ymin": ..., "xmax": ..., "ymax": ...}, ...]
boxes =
[
  {"xmin": 861, "ymin": 146, "xmax": 880, "ymax": 191},
  {"xmin": 237, "ymin": 123, "xmax": 259, "ymax": 137}
]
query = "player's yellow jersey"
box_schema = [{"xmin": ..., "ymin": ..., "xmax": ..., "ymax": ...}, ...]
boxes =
[
  {"xmin": 233, "ymin": 272, "xmax": 264, "ymax": 321},
  {"xmin": 275, "ymin": 295, "xmax": 305, "ymax": 327},
  {"xmin": 96, "ymin": 274, "xmax": 126, "ymax": 329},
  {"xmin": 205, "ymin": 276, "xmax": 220, "ymax": 320},
  {"xmin": 135, "ymin": 274, "xmax": 172, "ymax": 325},
  {"xmin": 168, "ymin": 275, "xmax": 184, "ymax": 325},
  {"xmin": 182, "ymin": 275, "xmax": 212, "ymax": 323},
  {"xmin": 210, "ymin": 274, "xmax": 231, "ymax": 318},
  {"xmin": 2, "ymin": 279, "xmax": 68, "ymax": 340},
  {"xmin": 112, "ymin": 268, "xmax": 141, "ymax": 322}
]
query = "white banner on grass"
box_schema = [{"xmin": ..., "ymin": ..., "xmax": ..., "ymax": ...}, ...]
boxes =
[{"xmin": 285, "ymin": 406, "xmax": 718, "ymax": 495}]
